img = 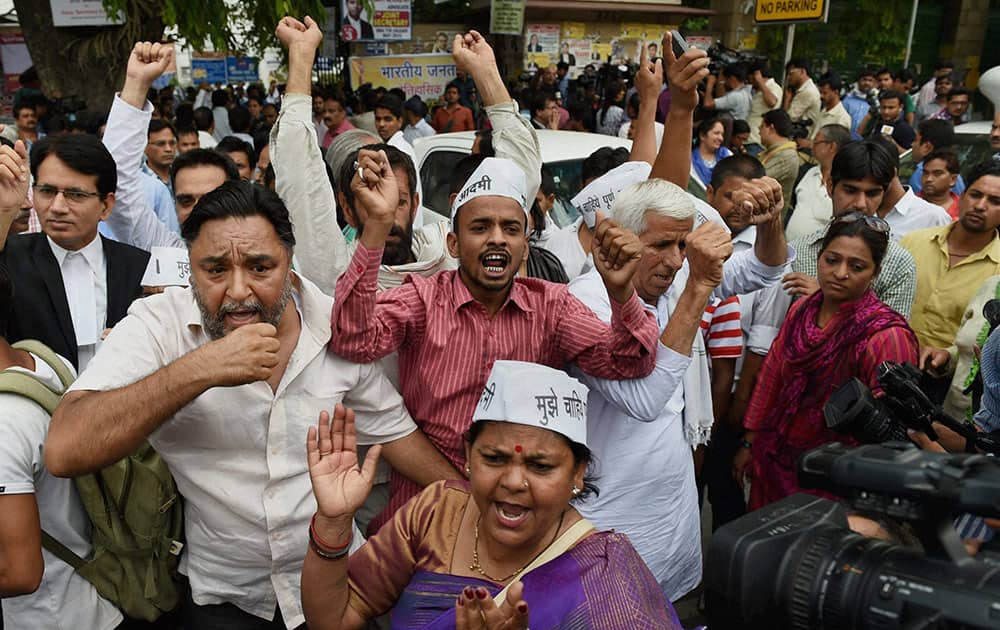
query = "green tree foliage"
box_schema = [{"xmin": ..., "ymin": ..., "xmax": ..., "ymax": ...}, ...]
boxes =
[
  {"xmin": 101, "ymin": 0, "xmax": 327, "ymax": 54},
  {"xmin": 756, "ymin": 0, "xmax": 910, "ymax": 74}
]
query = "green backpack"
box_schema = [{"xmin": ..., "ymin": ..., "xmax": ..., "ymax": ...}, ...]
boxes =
[{"xmin": 0, "ymin": 339, "xmax": 184, "ymax": 622}]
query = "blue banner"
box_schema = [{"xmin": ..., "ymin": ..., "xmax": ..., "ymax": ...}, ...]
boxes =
[
  {"xmin": 226, "ymin": 56, "xmax": 259, "ymax": 83},
  {"xmin": 191, "ymin": 57, "xmax": 227, "ymax": 84}
]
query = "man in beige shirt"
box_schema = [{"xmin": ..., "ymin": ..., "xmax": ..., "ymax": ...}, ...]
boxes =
[
  {"xmin": 783, "ymin": 58, "xmax": 821, "ymax": 135},
  {"xmin": 799, "ymin": 71, "xmax": 853, "ymax": 149},
  {"xmin": 747, "ymin": 63, "xmax": 782, "ymax": 151}
]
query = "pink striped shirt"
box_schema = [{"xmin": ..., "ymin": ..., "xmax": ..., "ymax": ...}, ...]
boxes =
[{"xmin": 331, "ymin": 243, "xmax": 660, "ymax": 526}]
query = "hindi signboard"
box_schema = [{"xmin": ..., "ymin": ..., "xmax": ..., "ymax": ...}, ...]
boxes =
[
  {"xmin": 225, "ymin": 56, "xmax": 260, "ymax": 83},
  {"xmin": 49, "ymin": 0, "xmax": 124, "ymax": 27},
  {"xmin": 490, "ymin": 0, "xmax": 525, "ymax": 36},
  {"xmin": 349, "ymin": 53, "xmax": 455, "ymax": 99},
  {"xmin": 340, "ymin": 0, "xmax": 412, "ymax": 41},
  {"xmin": 191, "ymin": 55, "xmax": 227, "ymax": 85},
  {"xmin": 754, "ymin": 0, "xmax": 828, "ymax": 24}
]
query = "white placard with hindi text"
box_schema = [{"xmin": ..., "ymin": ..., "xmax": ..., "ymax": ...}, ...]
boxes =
[{"xmin": 141, "ymin": 247, "xmax": 191, "ymax": 287}]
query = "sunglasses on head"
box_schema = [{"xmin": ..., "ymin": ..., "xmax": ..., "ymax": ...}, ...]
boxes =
[{"xmin": 831, "ymin": 211, "xmax": 890, "ymax": 234}]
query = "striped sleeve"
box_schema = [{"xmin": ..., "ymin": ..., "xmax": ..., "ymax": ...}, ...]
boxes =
[{"xmin": 703, "ymin": 296, "xmax": 744, "ymax": 359}]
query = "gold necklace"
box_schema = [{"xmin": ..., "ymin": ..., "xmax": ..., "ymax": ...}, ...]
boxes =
[{"xmin": 469, "ymin": 509, "xmax": 565, "ymax": 583}]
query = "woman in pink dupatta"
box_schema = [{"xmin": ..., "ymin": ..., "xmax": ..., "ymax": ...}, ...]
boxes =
[{"xmin": 736, "ymin": 213, "xmax": 919, "ymax": 511}]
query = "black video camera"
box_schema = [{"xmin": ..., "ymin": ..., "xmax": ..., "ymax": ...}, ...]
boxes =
[
  {"xmin": 824, "ymin": 361, "xmax": 1000, "ymax": 454},
  {"xmin": 705, "ymin": 442, "xmax": 1000, "ymax": 629},
  {"xmin": 789, "ymin": 118, "xmax": 813, "ymax": 141},
  {"xmin": 705, "ymin": 41, "xmax": 768, "ymax": 76}
]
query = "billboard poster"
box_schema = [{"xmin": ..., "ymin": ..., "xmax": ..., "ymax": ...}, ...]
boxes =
[
  {"xmin": 226, "ymin": 56, "xmax": 260, "ymax": 83},
  {"xmin": 349, "ymin": 53, "xmax": 455, "ymax": 99},
  {"xmin": 340, "ymin": 0, "xmax": 412, "ymax": 42},
  {"xmin": 525, "ymin": 24, "xmax": 559, "ymax": 56},
  {"xmin": 191, "ymin": 55, "xmax": 227, "ymax": 85}
]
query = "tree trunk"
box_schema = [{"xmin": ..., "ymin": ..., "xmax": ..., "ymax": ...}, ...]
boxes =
[{"xmin": 13, "ymin": 0, "xmax": 166, "ymax": 113}]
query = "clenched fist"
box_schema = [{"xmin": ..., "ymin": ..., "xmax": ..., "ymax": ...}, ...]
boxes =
[
  {"xmin": 685, "ymin": 221, "xmax": 732, "ymax": 289},
  {"xmin": 592, "ymin": 218, "xmax": 643, "ymax": 304},
  {"xmin": 197, "ymin": 322, "xmax": 280, "ymax": 387}
]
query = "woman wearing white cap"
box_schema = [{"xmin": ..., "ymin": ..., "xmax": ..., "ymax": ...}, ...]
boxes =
[{"xmin": 300, "ymin": 361, "xmax": 682, "ymax": 629}]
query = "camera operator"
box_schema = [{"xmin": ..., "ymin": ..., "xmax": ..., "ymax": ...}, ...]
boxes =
[
  {"xmin": 745, "ymin": 62, "xmax": 782, "ymax": 155},
  {"xmin": 758, "ymin": 109, "xmax": 804, "ymax": 210},
  {"xmin": 783, "ymin": 58, "xmax": 821, "ymax": 134},
  {"xmin": 703, "ymin": 62, "xmax": 753, "ymax": 122}
]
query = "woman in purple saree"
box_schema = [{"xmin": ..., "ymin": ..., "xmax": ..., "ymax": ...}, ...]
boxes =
[{"xmin": 301, "ymin": 362, "xmax": 682, "ymax": 630}]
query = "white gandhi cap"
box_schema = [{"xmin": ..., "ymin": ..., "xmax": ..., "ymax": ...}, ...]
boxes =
[
  {"xmin": 472, "ymin": 360, "xmax": 589, "ymax": 448},
  {"xmin": 450, "ymin": 157, "xmax": 530, "ymax": 230}
]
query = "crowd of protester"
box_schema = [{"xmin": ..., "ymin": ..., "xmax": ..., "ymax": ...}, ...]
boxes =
[{"xmin": 1, "ymin": 15, "xmax": 1000, "ymax": 630}]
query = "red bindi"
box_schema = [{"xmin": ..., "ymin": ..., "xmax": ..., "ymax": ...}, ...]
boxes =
[{"xmin": 514, "ymin": 444, "xmax": 523, "ymax": 453}]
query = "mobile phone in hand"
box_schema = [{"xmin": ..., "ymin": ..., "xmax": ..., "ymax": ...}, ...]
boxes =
[{"xmin": 669, "ymin": 30, "xmax": 689, "ymax": 59}]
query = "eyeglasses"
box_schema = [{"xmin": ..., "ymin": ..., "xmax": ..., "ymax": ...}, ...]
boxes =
[
  {"xmin": 831, "ymin": 211, "xmax": 890, "ymax": 234},
  {"xmin": 33, "ymin": 185, "xmax": 103, "ymax": 205}
]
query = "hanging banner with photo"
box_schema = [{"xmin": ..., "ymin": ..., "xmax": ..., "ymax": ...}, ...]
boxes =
[
  {"xmin": 490, "ymin": 0, "xmax": 525, "ymax": 36},
  {"xmin": 523, "ymin": 24, "xmax": 559, "ymax": 70},
  {"xmin": 349, "ymin": 53, "xmax": 455, "ymax": 99},
  {"xmin": 340, "ymin": 0, "xmax": 412, "ymax": 41}
]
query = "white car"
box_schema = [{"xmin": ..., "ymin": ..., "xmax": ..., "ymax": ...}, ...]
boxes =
[{"xmin": 413, "ymin": 129, "xmax": 632, "ymax": 225}]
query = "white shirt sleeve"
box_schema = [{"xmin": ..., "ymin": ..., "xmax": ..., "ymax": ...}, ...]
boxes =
[
  {"xmin": 715, "ymin": 245, "xmax": 795, "ymax": 300},
  {"xmin": 342, "ymin": 362, "xmax": 417, "ymax": 445},
  {"xmin": 567, "ymin": 271, "xmax": 691, "ymax": 422},
  {"xmin": 0, "ymin": 397, "xmax": 46, "ymax": 495},
  {"xmin": 102, "ymin": 96, "xmax": 185, "ymax": 250},
  {"xmin": 269, "ymin": 93, "xmax": 349, "ymax": 295},
  {"xmin": 486, "ymin": 101, "xmax": 542, "ymax": 206},
  {"xmin": 746, "ymin": 278, "xmax": 791, "ymax": 354}
]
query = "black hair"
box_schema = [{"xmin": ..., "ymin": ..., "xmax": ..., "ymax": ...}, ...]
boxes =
[
  {"xmin": 174, "ymin": 102, "xmax": 194, "ymax": 128},
  {"xmin": 374, "ymin": 94, "xmax": 404, "ymax": 119},
  {"xmin": 785, "ymin": 57, "xmax": 811, "ymax": 76},
  {"xmin": 263, "ymin": 163, "xmax": 276, "ymax": 191},
  {"xmin": 819, "ymin": 214, "xmax": 890, "ymax": 271},
  {"xmin": 228, "ymin": 106, "xmax": 252, "ymax": 134},
  {"xmin": 449, "ymin": 153, "xmax": 487, "ymax": 196},
  {"xmin": 762, "ymin": 109, "xmax": 794, "ymax": 138},
  {"xmin": 923, "ymin": 148, "xmax": 960, "ymax": 175},
  {"xmin": 176, "ymin": 125, "xmax": 199, "ymax": 140},
  {"xmin": 0, "ymin": 260, "xmax": 12, "ymax": 338},
  {"xmin": 817, "ymin": 70, "xmax": 843, "ymax": 92},
  {"xmin": 30, "ymin": 134, "xmax": 117, "ymax": 197},
  {"xmin": 965, "ymin": 159, "xmax": 1000, "ymax": 190},
  {"xmin": 557, "ymin": 61, "xmax": 569, "ymax": 72},
  {"xmin": 211, "ymin": 89, "xmax": 230, "ymax": 108},
  {"xmin": 193, "ymin": 106, "xmax": 214, "ymax": 131},
  {"xmin": 934, "ymin": 59, "xmax": 955, "ymax": 71},
  {"xmin": 581, "ymin": 146, "xmax": 629, "ymax": 184},
  {"xmin": 337, "ymin": 143, "xmax": 417, "ymax": 211},
  {"xmin": 388, "ymin": 87, "xmax": 407, "ymax": 103},
  {"xmin": 473, "ymin": 129, "xmax": 494, "ymax": 157},
  {"xmin": 878, "ymin": 89, "xmax": 903, "ymax": 104},
  {"xmin": 403, "ymin": 95, "xmax": 428, "ymax": 118},
  {"xmin": 598, "ymin": 82, "xmax": 624, "ymax": 124},
  {"xmin": 215, "ymin": 136, "xmax": 255, "ymax": 166},
  {"xmin": 895, "ymin": 68, "xmax": 915, "ymax": 85},
  {"xmin": 947, "ymin": 86, "xmax": 973, "ymax": 101},
  {"xmin": 529, "ymin": 167, "xmax": 556, "ymax": 239},
  {"xmin": 169, "ymin": 148, "xmax": 240, "ymax": 190},
  {"xmin": 731, "ymin": 119, "xmax": 751, "ymax": 135},
  {"xmin": 857, "ymin": 68, "xmax": 877, "ymax": 80},
  {"xmin": 465, "ymin": 420, "xmax": 600, "ymax": 500},
  {"xmin": 180, "ymin": 180, "xmax": 295, "ymax": 253},
  {"xmin": 723, "ymin": 62, "xmax": 748, "ymax": 83},
  {"xmin": 710, "ymin": 154, "xmax": 765, "ymax": 189},
  {"xmin": 876, "ymin": 67, "xmax": 894, "ymax": 79},
  {"xmin": 696, "ymin": 117, "xmax": 727, "ymax": 145},
  {"xmin": 13, "ymin": 102, "xmax": 34, "ymax": 118},
  {"xmin": 916, "ymin": 118, "xmax": 955, "ymax": 149},
  {"xmin": 626, "ymin": 93, "xmax": 641, "ymax": 118},
  {"xmin": 531, "ymin": 92, "xmax": 554, "ymax": 117},
  {"xmin": 830, "ymin": 139, "xmax": 897, "ymax": 190},
  {"xmin": 817, "ymin": 124, "xmax": 852, "ymax": 148},
  {"xmin": 147, "ymin": 118, "xmax": 177, "ymax": 139}
]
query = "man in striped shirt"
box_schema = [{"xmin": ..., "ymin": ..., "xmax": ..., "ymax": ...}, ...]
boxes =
[{"xmin": 330, "ymin": 103, "xmax": 661, "ymax": 529}]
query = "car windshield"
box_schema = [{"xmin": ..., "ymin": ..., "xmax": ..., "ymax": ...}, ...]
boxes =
[
  {"xmin": 419, "ymin": 152, "xmax": 589, "ymax": 228},
  {"xmin": 954, "ymin": 132, "xmax": 996, "ymax": 180}
]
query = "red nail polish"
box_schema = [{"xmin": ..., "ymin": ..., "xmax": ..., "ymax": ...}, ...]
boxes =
[
  {"xmin": 457, "ymin": 597, "xmax": 464, "ymax": 607},
  {"xmin": 464, "ymin": 586, "xmax": 474, "ymax": 598},
  {"xmin": 517, "ymin": 602, "xmax": 528, "ymax": 613},
  {"xmin": 476, "ymin": 588, "xmax": 488, "ymax": 599}
]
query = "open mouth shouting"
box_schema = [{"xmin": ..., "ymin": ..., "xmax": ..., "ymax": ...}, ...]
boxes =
[
  {"xmin": 494, "ymin": 501, "xmax": 530, "ymax": 528},
  {"xmin": 481, "ymin": 250, "xmax": 510, "ymax": 279}
]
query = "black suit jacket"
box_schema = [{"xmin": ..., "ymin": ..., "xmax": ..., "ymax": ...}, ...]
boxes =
[
  {"xmin": 342, "ymin": 16, "xmax": 375, "ymax": 39},
  {"xmin": 2, "ymin": 233, "xmax": 150, "ymax": 369}
]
